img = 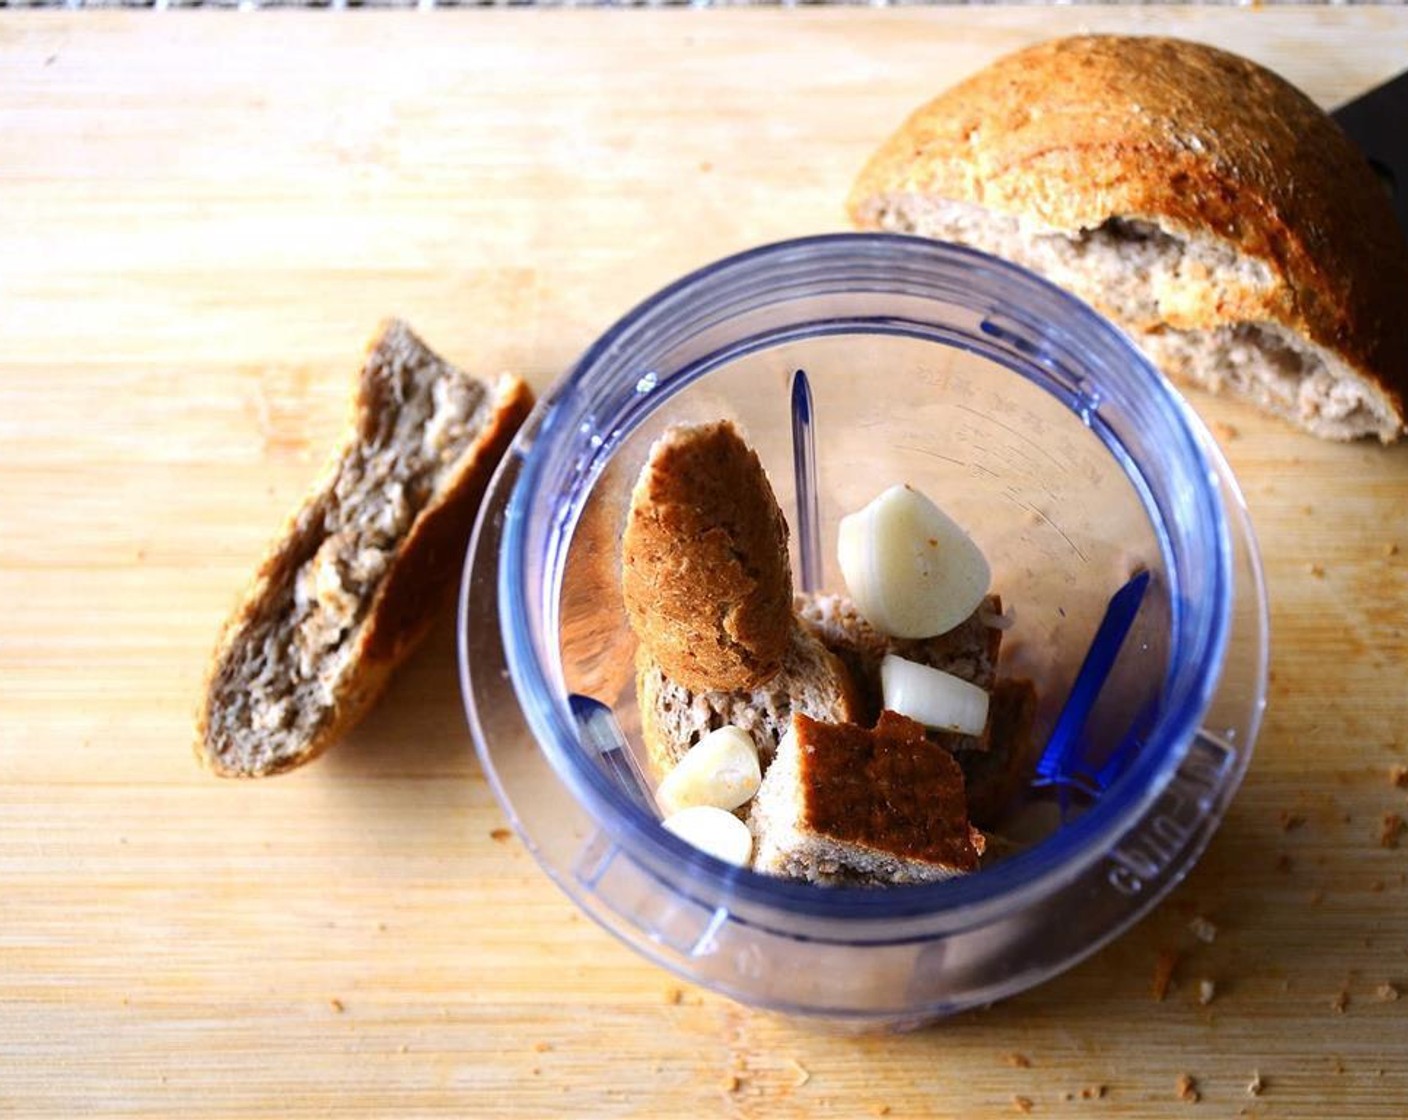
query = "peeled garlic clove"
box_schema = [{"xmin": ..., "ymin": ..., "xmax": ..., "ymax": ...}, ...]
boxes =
[
  {"xmin": 837, "ymin": 484, "xmax": 990, "ymax": 639},
  {"xmin": 881, "ymin": 653, "xmax": 990, "ymax": 736},
  {"xmin": 656, "ymin": 725, "xmax": 762, "ymax": 815},
  {"xmin": 661, "ymin": 805, "xmax": 754, "ymax": 866}
]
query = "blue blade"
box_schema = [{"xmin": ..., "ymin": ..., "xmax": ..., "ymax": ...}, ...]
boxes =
[
  {"xmin": 790, "ymin": 368, "xmax": 823, "ymax": 594},
  {"xmin": 569, "ymin": 693, "xmax": 658, "ymax": 813},
  {"xmin": 1034, "ymin": 569, "xmax": 1152, "ymax": 803}
]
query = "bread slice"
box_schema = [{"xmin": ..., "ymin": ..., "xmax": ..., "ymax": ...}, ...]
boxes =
[
  {"xmin": 749, "ymin": 711, "xmax": 985, "ymax": 885},
  {"xmin": 622, "ymin": 420, "xmax": 794, "ymax": 693},
  {"xmin": 637, "ymin": 618, "xmax": 861, "ymax": 778},
  {"xmin": 798, "ymin": 591, "xmax": 1039, "ymax": 826},
  {"xmin": 957, "ymin": 678, "xmax": 1039, "ymax": 830},
  {"xmin": 196, "ymin": 320, "xmax": 533, "ymax": 777},
  {"xmin": 797, "ymin": 591, "xmax": 1005, "ymax": 742},
  {"xmin": 849, "ymin": 35, "xmax": 1408, "ymax": 442}
]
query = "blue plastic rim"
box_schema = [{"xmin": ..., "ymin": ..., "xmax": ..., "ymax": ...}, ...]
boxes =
[{"xmin": 494, "ymin": 233, "xmax": 1233, "ymax": 933}]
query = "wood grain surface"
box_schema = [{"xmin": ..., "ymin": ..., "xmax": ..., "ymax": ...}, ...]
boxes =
[{"xmin": 2, "ymin": 8, "xmax": 1407, "ymax": 1117}]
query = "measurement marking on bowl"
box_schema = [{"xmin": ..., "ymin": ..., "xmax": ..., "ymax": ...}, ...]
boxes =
[
  {"xmin": 895, "ymin": 443, "xmax": 1001, "ymax": 479},
  {"xmin": 955, "ymin": 402, "xmax": 1068, "ymax": 469},
  {"xmin": 1019, "ymin": 501, "xmax": 1090, "ymax": 564},
  {"xmin": 1105, "ymin": 732, "xmax": 1236, "ymax": 897}
]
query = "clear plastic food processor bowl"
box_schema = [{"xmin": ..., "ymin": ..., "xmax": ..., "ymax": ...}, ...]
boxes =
[{"xmin": 458, "ymin": 235, "xmax": 1268, "ymax": 1024}]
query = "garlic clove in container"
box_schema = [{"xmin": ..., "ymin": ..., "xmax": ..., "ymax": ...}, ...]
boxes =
[
  {"xmin": 881, "ymin": 653, "xmax": 990, "ymax": 736},
  {"xmin": 837, "ymin": 483, "xmax": 990, "ymax": 638},
  {"xmin": 655, "ymin": 725, "xmax": 762, "ymax": 815},
  {"xmin": 661, "ymin": 805, "xmax": 754, "ymax": 866}
]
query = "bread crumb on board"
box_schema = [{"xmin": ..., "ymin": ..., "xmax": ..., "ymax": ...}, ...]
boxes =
[
  {"xmin": 1279, "ymin": 809, "xmax": 1307, "ymax": 832},
  {"xmin": 1012, "ymin": 1095, "xmax": 1034, "ymax": 1114},
  {"xmin": 870, "ymin": 1106, "xmax": 892, "ymax": 1117},
  {"xmin": 1332, "ymin": 989, "xmax": 1350, "ymax": 1014},
  {"xmin": 1307, "ymin": 563, "xmax": 1326, "ymax": 579},
  {"xmin": 1153, "ymin": 948, "xmax": 1181, "ymax": 1001},
  {"xmin": 1247, "ymin": 1070, "xmax": 1265, "ymax": 1097},
  {"xmin": 1176, "ymin": 1073, "xmax": 1200, "ymax": 1103},
  {"xmin": 1381, "ymin": 812, "xmax": 1405, "ymax": 849},
  {"xmin": 489, "ymin": 827, "xmax": 512, "ymax": 842},
  {"xmin": 1005, "ymin": 1052, "xmax": 1032, "ymax": 1069},
  {"xmin": 1080, "ymin": 1084, "xmax": 1107, "ymax": 1100},
  {"xmin": 1376, "ymin": 982, "xmax": 1400, "ymax": 1002},
  {"xmin": 329, "ymin": 998, "xmax": 346, "ymax": 1014},
  {"xmin": 664, "ymin": 986, "xmax": 684, "ymax": 1005},
  {"xmin": 1198, "ymin": 979, "xmax": 1216, "ymax": 1006},
  {"xmin": 1389, "ymin": 764, "xmax": 1408, "ymax": 789},
  {"xmin": 1211, "ymin": 421, "xmax": 1240, "ymax": 442},
  {"xmin": 789, "ymin": 1059, "xmax": 811, "ymax": 1088},
  {"xmin": 1385, "ymin": 542, "xmax": 1401, "ymax": 558},
  {"xmin": 1189, "ymin": 915, "xmax": 1218, "ymax": 943}
]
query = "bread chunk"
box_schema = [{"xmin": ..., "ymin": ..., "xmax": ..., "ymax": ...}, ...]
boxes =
[
  {"xmin": 957, "ymin": 678, "xmax": 1040, "ymax": 829},
  {"xmin": 798, "ymin": 591, "xmax": 1004, "ymax": 743},
  {"xmin": 749, "ymin": 711, "xmax": 985, "ymax": 885},
  {"xmin": 637, "ymin": 617, "xmax": 861, "ymax": 777},
  {"xmin": 196, "ymin": 320, "xmax": 533, "ymax": 777},
  {"xmin": 849, "ymin": 35, "xmax": 1408, "ymax": 441},
  {"xmin": 622, "ymin": 421, "xmax": 793, "ymax": 693},
  {"xmin": 800, "ymin": 591, "xmax": 1040, "ymax": 827}
]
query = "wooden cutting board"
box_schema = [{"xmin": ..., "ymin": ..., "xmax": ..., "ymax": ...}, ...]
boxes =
[{"xmin": 2, "ymin": 8, "xmax": 1406, "ymax": 1117}]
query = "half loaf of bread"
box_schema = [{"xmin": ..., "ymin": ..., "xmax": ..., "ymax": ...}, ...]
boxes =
[
  {"xmin": 849, "ymin": 35, "xmax": 1408, "ymax": 441},
  {"xmin": 196, "ymin": 320, "xmax": 533, "ymax": 777}
]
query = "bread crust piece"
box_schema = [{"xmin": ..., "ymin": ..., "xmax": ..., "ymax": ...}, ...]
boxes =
[
  {"xmin": 622, "ymin": 421, "xmax": 793, "ymax": 692},
  {"xmin": 196, "ymin": 320, "xmax": 533, "ymax": 777},
  {"xmin": 749, "ymin": 711, "xmax": 984, "ymax": 885},
  {"xmin": 849, "ymin": 35, "xmax": 1408, "ymax": 441}
]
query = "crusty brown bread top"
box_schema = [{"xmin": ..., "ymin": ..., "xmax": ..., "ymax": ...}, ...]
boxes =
[
  {"xmin": 749, "ymin": 711, "xmax": 985, "ymax": 884},
  {"xmin": 849, "ymin": 35, "xmax": 1408, "ymax": 441},
  {"xmin": 196, "ymin": 320, "xmax": 532, "ymax": 777},
  {"xmin": 622, "ymin": 421, "xmax": 793, "ymax": 693},
  {"xmin": 792, "ymin": 711, "xmax": 983, "ymax": 871}
]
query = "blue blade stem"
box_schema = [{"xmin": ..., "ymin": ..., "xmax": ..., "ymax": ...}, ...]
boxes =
[
  {"xmin": 790, "ymin": 368, "xmax": 822, "ymax": 594},
  {"xmin": 569, "ymin": 693, "xmax": 659, "ymax": 814},
  {"xmin": 1034, "ymin": 569, "xmax": 1152, "ymax": 808}
]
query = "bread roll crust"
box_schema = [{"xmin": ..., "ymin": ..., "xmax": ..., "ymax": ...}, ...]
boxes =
[
  {"xmin": 849, "ymin": 35, "xmax": 1408, "ymax": 440},
  {"xmin": 622, "ymin": 421, "xmax": 793, "ymax": 693}
]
